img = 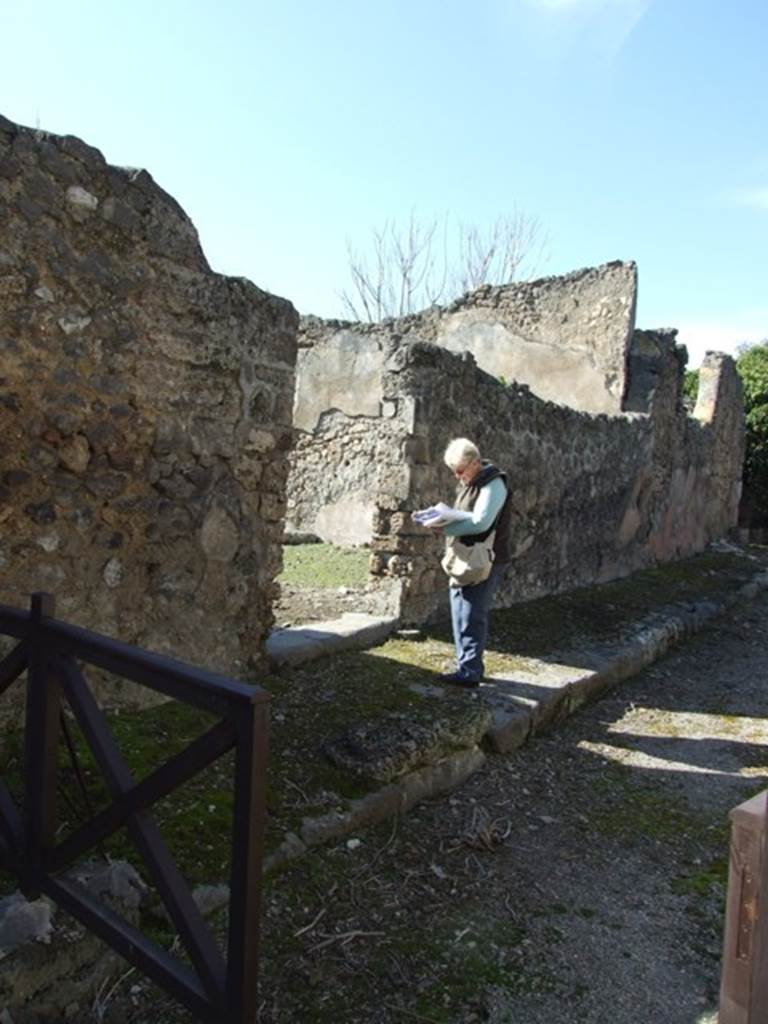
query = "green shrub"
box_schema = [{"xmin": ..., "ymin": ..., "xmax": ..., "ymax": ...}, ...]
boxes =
[
  {"xmin": 737, "ymin": 342, "xmax": 768, "ymax": 525},
  {"xmin": 684, "ymin": 342, "xmax": 768, "ymax": 525},
  {"xmin": 683, "ymin": 368, "xmax": 699, "ymax": 406}
]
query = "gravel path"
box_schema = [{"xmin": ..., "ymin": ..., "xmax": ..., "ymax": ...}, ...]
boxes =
[
  {"xmin": 253, "ymin": 588, "xmax": 768, "ymax": 1023},
  {"xmin": 104, "ymin": 585, "xmax": 768, "ymax": 1024}
]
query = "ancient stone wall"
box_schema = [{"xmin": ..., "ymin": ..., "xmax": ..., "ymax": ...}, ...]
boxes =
[
  {"xmin": 369, "ymin": 337, "xmax": 743, "ymax": 623},
  {"xmin": 293, "ymin": 322, "xmax": 388, "ymax": 432},
  {"xmin": 428, "ymin": 261, "xmax": 637, "ymax": 414},
  {"xmin": 287, "ymin": 314, "xmax": 412, "ymax": 546},
  {"xmin": 291, "ymin": 261, "xmax": 637, "ymax": 446},
  {"xmin": 288, "ymin": 262, "xmax": 643, "ymax": 547},
  {"xmin": 287, "ymin": 408, "xmax": 401, "ymax": 546},
  {"xmin": 288, "ymin": 285, "xmax": 744, "ymax": 624},
  {"xmin": 0, "ymin": 115, "xmax": 298, "ymax": 676},
  {"xmin": 289, "ymin": 261, "xmax": 743, "ymax": 622}
]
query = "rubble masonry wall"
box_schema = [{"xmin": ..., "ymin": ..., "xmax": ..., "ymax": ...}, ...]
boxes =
[
  {"xmin": 288, "ymin": 261, "xmax": 641, "ymax": 545},
  {"xmin": 371, "ymin": 337, "xmax": 744, "ymax": 623},
  {"xmin": 0, "ymin": 115, "xmax": 298, "ymax": 678}
]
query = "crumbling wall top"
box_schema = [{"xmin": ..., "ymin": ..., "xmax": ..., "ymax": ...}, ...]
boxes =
[{"xmin": 295, "ymin": 260, "xmax": 639, "ymax": 423}]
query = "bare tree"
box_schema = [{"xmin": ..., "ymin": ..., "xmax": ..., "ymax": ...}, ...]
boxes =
[{"xmin": 340, "ymin": 210, "xmax": 547, "ymax": 322}]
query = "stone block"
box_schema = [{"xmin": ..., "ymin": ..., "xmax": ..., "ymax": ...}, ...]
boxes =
[{"xmin": 266, "ymin": 613, "xmax": 398, "ymax": 668}]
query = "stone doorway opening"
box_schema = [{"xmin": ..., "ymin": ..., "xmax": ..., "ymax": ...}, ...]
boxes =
[{"xmin": 273, "ymin": 538, "xmax": 398, "ymax": 627}]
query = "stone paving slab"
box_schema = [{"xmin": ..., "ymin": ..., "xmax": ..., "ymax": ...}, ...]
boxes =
[{"xmin": 266, "ymin": 612, "xmax": 399, "ymax": 667}]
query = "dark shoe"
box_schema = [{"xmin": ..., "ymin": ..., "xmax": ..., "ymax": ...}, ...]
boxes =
[{"xmin": 439, "ymin": 671, "xmax": 481, "ymax": 689}]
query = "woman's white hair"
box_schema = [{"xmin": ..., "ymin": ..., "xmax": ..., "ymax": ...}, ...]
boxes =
[{"xmin": 444, "ymin": 437, "xmax": 480, "ymax": 470}]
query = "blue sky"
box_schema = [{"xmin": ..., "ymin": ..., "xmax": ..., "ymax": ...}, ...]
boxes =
[{"xmin": 1, "ymin": 0, "xmax": 765, "ymax": 366}]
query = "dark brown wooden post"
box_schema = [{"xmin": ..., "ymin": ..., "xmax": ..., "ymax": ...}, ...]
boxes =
[
  {"xmin": 226, "ymin": 696, "xmax": 270, "ymax": 1023},
  {"xmin": 22, "ymin": 592, "xmax": 60, "ymax": 899},
  {"xmin": 719, "ymin": 789, "xmax": 768, "ymax": 1023}
]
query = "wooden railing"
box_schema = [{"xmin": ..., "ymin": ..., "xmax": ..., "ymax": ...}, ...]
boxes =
[
  {"xmin": 719, "ymin": 788, "xmax": 768, "ymax": 1023},
  {"xmin": 0, "ymin": 593, "xmax": 269, "ymax": 1024}
]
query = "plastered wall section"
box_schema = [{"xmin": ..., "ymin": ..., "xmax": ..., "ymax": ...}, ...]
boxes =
[
  {"xmin": 290, "ymin": 261, "xmax": 637, "ymax": 453},
  {"xmin": 369, "ymin": 336, "xmax": 744, "ymax": 625},
  {"xmin": 431, "ymin": 261, "xmax": 637, "ymax": 414},
  {"xmin": 287, "ymin": 319, "xmax": 402, "ymax": 545},
  {"xmin": 286, "ymin": 405, "xmax": 406, "ymax": 547},
  {"xmin": 0, "ymin": 116, "xmax": 298, "ymax": 680},
  {"xmin": 293, "ymin": 326, "xmax": 386, "ymax": 434}
]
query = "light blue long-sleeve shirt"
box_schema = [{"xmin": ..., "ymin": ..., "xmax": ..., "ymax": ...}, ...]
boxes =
[{"xmin": 444, "ymin": 477, "xmax": 507, "ymax": 538}]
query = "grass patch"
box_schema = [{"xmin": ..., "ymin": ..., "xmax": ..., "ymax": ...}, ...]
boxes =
[
  {"xmin": 673, "ymin": 859, "xmax": 729, "ymax": 898},
  {"xmin": 278, "ymin": 543, "xmax": 371, "ymax": 588},
  {"xmin": 590, "ymin": 762, "xmax": 697, "ymax": 843},
  {"xmin": 0, "ymin": 699, "xmax": 234, "ymax": 890}
]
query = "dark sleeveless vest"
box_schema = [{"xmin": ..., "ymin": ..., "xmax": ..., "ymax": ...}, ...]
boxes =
[{"xmin": 454, "ymin": 461, "xmax": 512, "ymax": 564}]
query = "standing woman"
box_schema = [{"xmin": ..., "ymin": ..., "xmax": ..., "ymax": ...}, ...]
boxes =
[{"xmin": 432, "ymin": 438, "xmax": 512, "ymax": 688}]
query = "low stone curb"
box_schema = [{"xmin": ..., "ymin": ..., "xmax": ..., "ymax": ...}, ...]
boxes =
[
  {"xmin": 264, "ymin": 748, "xmax": 485, "ymax": 874},
  {"xmin": 484, "ymin": 568, "xmax": 768, "ymax": 753},
  {"xmin": 266, "ymin": 612, "xmax": 399, "ymax": 668},
  {"xmin": 264, "ymin": 566, "xmax": 768, "ymax": 874}
]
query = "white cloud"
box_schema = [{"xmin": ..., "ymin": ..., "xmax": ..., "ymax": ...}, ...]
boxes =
[
  {"xmin": 527, "ymin": 0, "xmax": 648, "ymax": 15},
  {"xmin": 674, "ymin": 319, "xmax": 767, "ymax": 369},
  {"xmin": 530, "ymin": 0, "xmax": 593, "ymax": 7},
  {"xmin": 728, "ymin": 186, "xmax": 768, "ymax": 211},
  {"xmin": 523, "ymin": 0, "xmax": 651, "ymax": 61}
]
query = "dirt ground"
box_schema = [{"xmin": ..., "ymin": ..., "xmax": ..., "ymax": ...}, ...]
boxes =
[
  {"xmin": 108, "ymin": 583, "xmax": 768, "ymax": 1024},
  {"xmin": 273, "ymin": 579, "xmax": 398, "ymax": 626}
]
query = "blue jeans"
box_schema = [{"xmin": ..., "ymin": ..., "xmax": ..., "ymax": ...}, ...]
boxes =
[{"xmin": 448, "ymin": 563, "xmax": 505, "ymax": 681}]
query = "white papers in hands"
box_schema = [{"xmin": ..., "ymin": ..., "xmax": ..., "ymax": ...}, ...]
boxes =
[{"xmin": 411, "ymin": 502, "xmax": 472, "ymax": 526}]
